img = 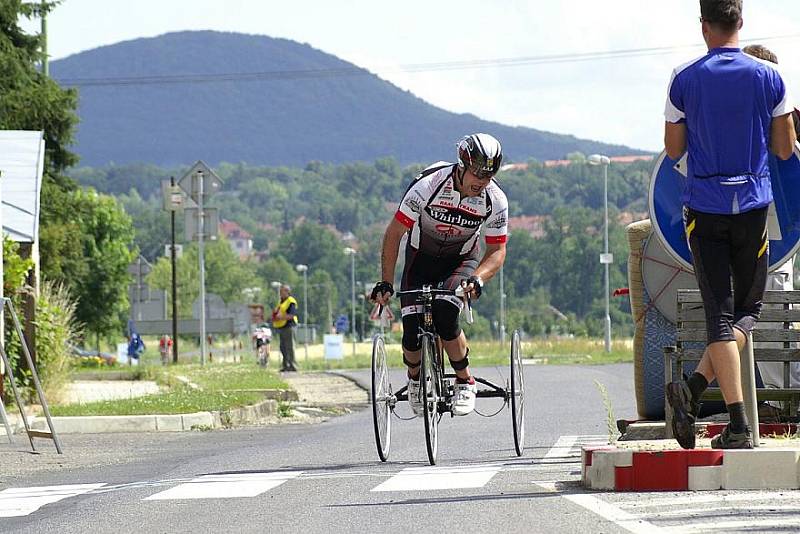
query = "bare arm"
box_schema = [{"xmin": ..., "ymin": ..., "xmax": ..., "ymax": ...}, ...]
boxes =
[
  {"xmin": 474, "ymin": 242, "xmax": 506, "ymax": 283},
  {"xmin": 771, "ymin": 112, "xmax": 797, "ymax": 160},
  {"xmin": 664, "ymin": 121, "xmax": 687, "ymax": 160},
  {"xmin": 380, "ymin": 217, "xmax": 408, "ymax": 286}
]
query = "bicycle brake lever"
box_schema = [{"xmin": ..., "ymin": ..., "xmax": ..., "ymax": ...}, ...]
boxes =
[{"xmin": 454, "ymin": 286, "xmax": 474, "ymax": 324}]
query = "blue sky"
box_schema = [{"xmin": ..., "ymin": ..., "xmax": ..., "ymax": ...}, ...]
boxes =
[{"xmin": 20, "ymin": 0, "xmax": 800, "ymax": 152}]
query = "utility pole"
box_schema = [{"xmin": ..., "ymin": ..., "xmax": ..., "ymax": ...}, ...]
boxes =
[
  {"xmin": 589, "ymin": 154, "xmax": 612, "ymax": 353},
  {"xmin": 170, "ymin": 176, "xmax": 179, "ymax": 363},
  {"xmin": 41, "ymin": 1, "xmax": 48, "ymax": 77},
  {"xmin": 343, "ymin": 248, "xmax": 357, "ymax": 356},
  {"xmin": 198, "ymin": 170, "xmax": 207, "ymax": 365}
]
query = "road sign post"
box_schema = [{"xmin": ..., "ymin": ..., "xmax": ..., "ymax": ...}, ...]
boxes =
[{"xmin": 179, "ymin": 161, "xmax": 223, "ymax": 365}]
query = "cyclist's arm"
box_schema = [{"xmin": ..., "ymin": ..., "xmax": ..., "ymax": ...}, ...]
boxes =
[
  {"xmin": 380, "ymin": 218, "xmax": 407, "ymax": 285},
  {"xmin": 474, "ymin": 242, "xmax": 506, "ymax": 283}
]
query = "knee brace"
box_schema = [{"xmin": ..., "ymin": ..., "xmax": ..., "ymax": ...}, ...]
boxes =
[
  {"xmin": 449, "ymin": 347, "xmax": 470, "ymax": 371},
  {"xmin": 402, "ymin": 314, "xmax": 422, "ymax": 352},
  {"xmin": 432, "ymin": 299, "xmax": 462, "ymax": 341},
  {"xmin": 403, "ymin": 354, "xmax": 420, "ymax": 369}
]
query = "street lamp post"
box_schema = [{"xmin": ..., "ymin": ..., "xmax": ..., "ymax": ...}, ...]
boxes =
[
  {"xmin": 270, "ymin": 281, "xmax": 282, "ymax": 305},
  {"xmin": 296, "ymin": 264, "xmax": 309, "ymax": 362},
  {"xmin": 588, "ymin": 154, "xmax": 612, "ymax": 353},
  {"xmin": 343, "ymin": 248, "xmax": 357, "ymax": 357}
]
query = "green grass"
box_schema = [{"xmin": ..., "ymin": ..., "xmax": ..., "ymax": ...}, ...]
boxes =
[
  {"xmin": 50, "ymin": 362, "xmax": 290, "ymax": 416},
  {"xmin": 298, "ymin": 338, "xmax": 633, "ymax": 370}
]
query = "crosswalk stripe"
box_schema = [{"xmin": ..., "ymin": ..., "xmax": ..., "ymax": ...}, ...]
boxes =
[
  {"xmin": 0, "ymin": 483, "xmax": 106, "ymax": 518},
  {"xmin": 144, "ymin": 472, "xmax": 303, "ymax": 500},
  {"xmin": 371, "ymin": 464, "xmax": 501, "ymax": 492}
]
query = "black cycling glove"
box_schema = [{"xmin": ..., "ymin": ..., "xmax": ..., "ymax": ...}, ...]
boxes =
[
  {"xmin": 371, "ymin": 281, "xmax": 394, "ymax": 301},
  {"xmin": 463, "ymin": 275, "xmax": 484, "ymax": 298}
]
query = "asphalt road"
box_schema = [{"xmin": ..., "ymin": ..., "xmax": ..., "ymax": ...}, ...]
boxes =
[{"xmin": 2, "ymin": 363, "xmax": 798, "ymax": 533}]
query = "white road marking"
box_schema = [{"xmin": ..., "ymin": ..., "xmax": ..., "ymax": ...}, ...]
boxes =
[
  {"xmin": 0, "ymin": 483, "xmax": 106, "ymax": 518},
  {"xmin": 371, "ymin": 464, "xmax": 501, "ymax": 492},
  {"xmin": 537, "ymin": 438, "xmax": 669, "ymax": 534},
  {"xmin": 543, "ymin": 435, "xmax": 579, "ymax": 459},
  {"xmin": 144, "ymin": 471, "xmax": 302, "ymax": 500},
  {"xmin": 671, "ymin": 519, "xmax": 800, "ymax": 533},
  {"xmin": 564, "ymin": 493, "xmax": 671, "ymax": 534},
  {"xmin": 618, "ymin": 491, "xmax": 800, "ymax": 509},
  {"xmin": 541, "ymin": 434, "xmax": 608, "ymax": 462}
]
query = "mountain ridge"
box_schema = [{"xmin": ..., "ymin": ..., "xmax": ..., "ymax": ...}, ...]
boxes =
[{"xmin": 52, "ymin": 30, "xmax": 648, "ymax": 168}]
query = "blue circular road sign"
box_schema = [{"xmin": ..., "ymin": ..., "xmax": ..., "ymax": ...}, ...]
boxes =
[{"xmin": 649, "ymin": 144, "xmax": 800, "ymax": 273}]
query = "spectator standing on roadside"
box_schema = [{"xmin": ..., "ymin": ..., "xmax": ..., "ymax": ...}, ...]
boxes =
[
  {"xmin": 272, "ymin": 284, "xmax": 298, "ymax": 372},
  {"xmin": 158, "ymin": 334, "xmax": 173, "ymax": 365},
  {"xmin": 664, "ymin": 0, "xmax": 796, "ymax": 450},
  {"xmin": 739, "ymin": 44, "xmax": 800, "ymax": 422}
]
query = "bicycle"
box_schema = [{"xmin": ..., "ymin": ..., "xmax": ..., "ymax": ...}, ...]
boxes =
[
  {"xmin": 257, "ymin": 342, "xmax": 269, "ymax": 368},
  {"xmin": 371, "ymin": 285, "xmax": 525, "ymax": 465}
]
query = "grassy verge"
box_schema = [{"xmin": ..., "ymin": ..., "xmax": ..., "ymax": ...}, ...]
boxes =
[
  {"xmin": 298, "ymin": 337, "xmax": 633, "ymax": 370},
  {"xmin": 50, "ymin": 362, "xmax": 289, "ymax": 416}
]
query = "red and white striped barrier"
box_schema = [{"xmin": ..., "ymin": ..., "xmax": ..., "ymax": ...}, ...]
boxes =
[{"xmin": 582, "ymin": 445, "xmax": 800, "ymax": 491}]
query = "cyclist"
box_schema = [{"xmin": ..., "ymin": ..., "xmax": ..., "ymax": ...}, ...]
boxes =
[
  {"xmin": 371, "ymin": 133, "xmax": 508, "ymax": 416},
  {"xmin": 252, "ymin": 322, "xmax": 272, "ymax": 367}
]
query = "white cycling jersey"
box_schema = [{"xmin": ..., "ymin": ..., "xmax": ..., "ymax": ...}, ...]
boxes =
[{"xmin": 394, "ymin": 162, "xmax": 508, "ymax": 257}]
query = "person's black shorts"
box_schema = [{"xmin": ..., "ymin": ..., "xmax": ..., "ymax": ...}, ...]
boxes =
[
  {"xmin": 684, "ymin": 206, "xmax": 769, "ymax": 344},
  {"xmin": 399, "ymin": 247, "xmax": 478, "ymax": 350},
  {"xmin": 255, "ymin": 338, "xmax": 270, "ymax": 348}
]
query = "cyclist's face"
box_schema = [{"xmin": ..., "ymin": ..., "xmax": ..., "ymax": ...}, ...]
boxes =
[{"xmin": 461, "ymin": 168, "xmax": 493, "ymax": 197}]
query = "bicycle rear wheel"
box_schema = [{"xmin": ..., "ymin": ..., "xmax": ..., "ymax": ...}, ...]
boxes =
[
  {"xmin": 371, "ymin": 334, "xmax": 392, "ymax": 462},
  {"xmin": 420, "ymin": 335, "xmax": 439, "ymax": 465},
  {"xmin": 510, "ymin": 329, "xmax": 525, "ymax": 456}
]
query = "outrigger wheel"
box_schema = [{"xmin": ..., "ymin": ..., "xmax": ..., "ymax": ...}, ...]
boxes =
[
  {"xmin": 371, "ymin": 334, "xmax": 392, "ymax": 462},
  {"xmin": 510, "ymin": 329, "xmax": 525, "ymax": 456}
]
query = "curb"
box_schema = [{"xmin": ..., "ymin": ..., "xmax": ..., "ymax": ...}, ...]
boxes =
[
  {"xmin": 621, "ymin": 420, "xmax": 799, "ymax": 441},
  {"xmin": 582, "ymin": 445, "xmax": 800, "ymax": 491},
  {"xmin": 326, "ymin": 370, "xmax": 370, "ymax": 394},
  {"xmin": 19, "ymin": 398, "xmax": 278, "ymax": 435}
]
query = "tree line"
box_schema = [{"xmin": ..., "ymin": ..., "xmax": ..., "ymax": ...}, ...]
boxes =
[
  {"xmin": 74, "ymin": 156, "xmax": 652, "ymax": 339},
  {"xmin": 4, "ymin": 1, "xmax": 653, "ymax": 357}
]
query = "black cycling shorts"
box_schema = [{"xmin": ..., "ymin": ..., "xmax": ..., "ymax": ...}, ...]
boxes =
[
  {"xmin": 684, "ymin": 206, "xmax": 769, "ymax": 344},
  {"xmin": 399, "ymin": 247, "xmax": 478, "ymax": 351},
  {"xmin": 399, "ymin": 247, "xmax": 478, "ymax": 314}
]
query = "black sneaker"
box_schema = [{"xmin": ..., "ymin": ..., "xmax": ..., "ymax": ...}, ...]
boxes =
[
  {"xmin": 711, "ymin": 424, "xmax": 753, "ymax": 449},
  {"xmin": 666, "ymin": 381, "xmax": 699, "ymax": 449}
]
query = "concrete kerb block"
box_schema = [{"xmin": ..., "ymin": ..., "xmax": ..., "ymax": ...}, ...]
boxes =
[
  {"xmin": 722, "ymin": 449, "xmax": 800, "ymax": 490},
  {"xmin": 688, "ymin": 465, "xmax": 722, "ymax": 491},
  {"xmin": 155, "ymin": 414, "xmax": 184, "ymax": 432},
  {"xmin": 584, "ymin": 448, "xmax": 630, "ymax": 490},
  {"xmin": 181, "ymin": 412, "xmax": 215, "ymax": 430},
  {"xmin": 41, "ymin": 415, "xmax": 158, "ymax": 434},
  {"xmin": 581, "ymin": 446, "xmax": 616, "ymax": 486}
]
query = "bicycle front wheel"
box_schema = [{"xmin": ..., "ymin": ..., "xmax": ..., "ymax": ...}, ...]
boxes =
[
  {"xmin": 420, "ymin": 335, "xmax": 439, "ymax": 465},
  {"xmin": 371, "ymin": 334, "xmax": 392, "ymax": 462},
  {"xmin": 510, "ymin": 329, "xmax": 525, "ymax": 456}
]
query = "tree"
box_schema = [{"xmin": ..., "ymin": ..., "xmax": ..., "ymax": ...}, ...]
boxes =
[
  {"xmin": 1, "ymin": 2, "xmax": 78, "ymax": 181},
  {"xmin": 148, "ymin": 239, "xmax": 259, "ymax": 315},
  {"xmin": 61, "ymin": 189, "xmax": 136, "ymax": 341}
]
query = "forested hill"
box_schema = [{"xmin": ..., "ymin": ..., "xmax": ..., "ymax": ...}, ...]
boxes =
[{"xmin": 52, "ymin": 31, "xmax": 645, "ymax": 167}]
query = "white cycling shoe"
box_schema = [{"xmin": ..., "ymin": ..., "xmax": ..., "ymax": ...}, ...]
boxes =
[
  {"xmin": 452, "ymin": 380, "xmax": 477, "ymax": 416},
  {"xmin": 407, "ymin": 377, "xmax": 423, "ymax": 417}
]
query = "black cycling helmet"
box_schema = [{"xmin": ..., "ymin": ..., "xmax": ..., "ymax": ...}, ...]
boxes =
[{"xmin": 457, "ymin": 133, "xmax": 503, "ymax": 179}]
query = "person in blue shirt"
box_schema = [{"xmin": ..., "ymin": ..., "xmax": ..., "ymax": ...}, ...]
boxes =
[{"xmin": 663, "ymin": 0, "xmax": 796, "ymax": 450}]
